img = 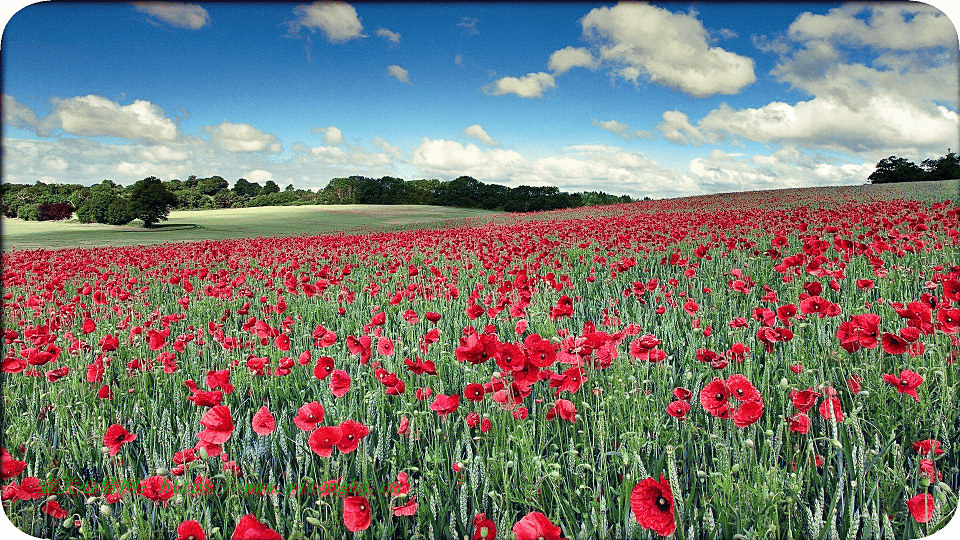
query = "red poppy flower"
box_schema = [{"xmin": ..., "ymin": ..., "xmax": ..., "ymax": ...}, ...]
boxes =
[
  {"xmin": 329, "ymin": 369, "xmax": 351, "ymax": 397},
  {"xmin": 177, "ymin": 520, "xmax": 206, "ymax": 540},
  {"xmin": 313, "ymin": 356, "xmax": 335, "ymax": 380},
  {"xmin": 397, "ymin": 415, "xmax": 410, "ymax": 436},
  {"xmin": 913, "ymin": 439, "xmax": 945, "ymax": 456},
  {"xmin": 343, "ymin": 496, "xmax": 372, "ymax": 532},
  {"xmin": 377, "ymin": 336, "xmax": 395, "ymax": 356},
  {"xmin": 231, "ymin": 514, "xmax": 283, "ymax": 540},
  {"xmin": 881, "ymin": 332, "xmax": 908, "ymax": 355},
  {"xmin": 631, "ymin": 475, "xmax": 676, "ymax": 537},
  {"xmin": 699, "ymin": 378, "xmax": 730, "ymax": 417},
  {"xmin": 41, "ymin": 500, "xmax": 68, "ymax": 519},
  {"xmin": 672, "ymin": 387, "xmax": 692, "ymax": 401},
  {"xmin": 206, "ymin": 369, "xmax": 234, "ymax": 394},
  {"xmin": 430, "ymin": 393, "xmax": 460, "ymax": 417},
  {"xmin": 666, "ymin": 400, "xmax": 690, "ymax": 420},
  {"xmin": 392, "ymin": 495, "xmax": 418, "ymax": 516},
  {"xmin": 726, "ymin": 374, "xmax": 761, "ymax": 402},
  {"xmin": 920, "ymin": 459, "xmax": 943, "ymax": 482},
  {"xmin": 293, "ymin": 401, "xmax": 325, "ymax": 431},
  {"xmin": 818, "ymin": 395, "xmax": 844, "ymax": 423},
  {"xmin": 308, "ymin": 426, "xmax": 342, "ymax": 457},
  {"xmin": 473, "ymin": 512, "xmax": 497, "ymax": 540},
  {"xmin": 545, "ymin": 399, "xmax": 577, "ymax": 423},
  {"xmin": 846, "ymin": 373, "xmax": 862, "ymax": 394},
  {"xmin": 786, "ymin": 412, "xmax": 810, "ymax": 434},
  {"xmin": 104, "ymin": 424, "xmax": 137, "ymax": 456},
  {"xmin": 252, "ymin": 406, "xmax": 275, "ymax": 436},
  {"xmin": 882, "ymin": 369, "xmax": 923, "ymax": 402},
  {"xmin": 906, "ymin": 493, "xmax": 935, "ymax": 523},
  {"xmin": 464, "ymin": 383, "xmax": 486, "ymax": 402},
  {"xmin": 513, "ymin": 511, "xmax": 566, "ymax": 540},
  {"xmin": 198, "ymin": 405, "xmax": 234, "ymax": 444},
  {"xmin": 14, "ymin": 477, "xmax": 43, "ymax": 500},
  {"xmin": 733, "ymin": 399, "xmax": 764, "ymax": 428},
  {"xmin": 0, "ymin": 448, "xmax": 26, "ymax": 479},
  {"xmin": 789, "ymin": 388, "xmax": 821, "ymax": 413},
  {"xmin": 139, "ymin": 475, "xmax": 176, "ymax": 505},
  {"xmin": 425, "ymin": 312, "xmax": 441, "ymax": 323},
  {"xmin": 336, "ymin": 419, "xmax": 370, "ymax": 454}
]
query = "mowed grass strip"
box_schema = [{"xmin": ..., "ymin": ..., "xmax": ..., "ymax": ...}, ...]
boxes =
[{"xmin": 1, "ymin": 204, "xmax": 502, "ymax": 251}]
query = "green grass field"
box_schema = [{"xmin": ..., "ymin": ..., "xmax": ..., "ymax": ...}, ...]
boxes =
[{"xmin": 0, "ymin": 204, "xmax": 501, "ymax": 251}]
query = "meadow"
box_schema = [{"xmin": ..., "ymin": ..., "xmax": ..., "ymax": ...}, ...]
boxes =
[
  {"xmin": 0, "ymin": 204, "xmax": 500, "ymax": 251},
  {"xmin": 1, "ymin": 181, "xmax": 958, "ymax": 540}
]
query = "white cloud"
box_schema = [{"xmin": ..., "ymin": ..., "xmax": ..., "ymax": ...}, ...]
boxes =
[
  {"xmin": 376, "ymin": 27, "xmax": 401, "ymax": 44},
  {"xmin": 548, "ymin": 46, "xmax": 598, "ymax": 75},
  {"xmin": 203, "ymin": 121, "xmax": 280, "ymax": 152},
  {"xmin": 412, "ymin": 138, "xmax": 525, "ymax": 180},
  {"xmin": 51, "ymin": 95, "xmax": 178, "ymax": 142},
  {"xmin": 387, "ymin": 65, "xmax": 411, "ymax": 85},
  {"xmin": 695, "ymin": 95, "xmax": 959, "ymax": 156},
  {"xmin": 371, "ymin": 136, "xmax": 405, "ymax": 160},
  {"xmin": 458, "ymin": 17, "xmax": 478, "ymax": 36},
  {"xmin": 788, "ymin": 4, "xmax": 957, "ymax": 50},
  {"xmin": 656, "ymin": 110, "xmax": 719, "ymax": 146},
  {"xmin": 687, "ymin": 147, "xmax": 875, "ymax": 194},
  {"xmin": 455, "ymin": 54, "xmax": 464, "ymax": 66},
  {"xmin": 311, "ymin": 125, "xmax": 344, "ymax": 145},
  {"xmin": 288, "ymin": 2, "xmax": 365, "ymax": 43},
  {"xmin": 485, "ymin": 72, "xmax": 556, "ymax": 99},
  {"xmin": 2, "ymin": 94, "xmax": 40, "ymax": 132},
  {"xmin": 461, "ymin": 124, "xmax": 500, "ymax": 147},
  {"xmin": 246, "ymin": 169, "xmax": 274, "ymax": 183},
  {"xmin": 591, "ymin": 118, "xmax": 634, "ymax": 140},
  {"xmin": 117, "ymin": 161, "xmax": 153, "ymax": 177},
  {"xmin": 581, "ymin": 3, "xmax": 756, "ymax": 98},
  {"xmin": 141, "ymin": 145, "xmax": 189, "ymax": 162},
  {"xmin": 133, "ymin": 2, "xmax": 210, "ymax": 30}
]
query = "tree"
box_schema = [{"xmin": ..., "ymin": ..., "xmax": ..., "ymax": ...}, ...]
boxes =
[
  {"xmin": 260, "ymin": 180, "xmax": 280, "ymax": 196},
  {"xmin": 868, "ymin": 156, "xmax": 927, "ymax": 184},
  {"xmin": 104, "ymin": 198, "xmax": 134, "ymax": 225},
  {"xmin": 197, "ymin": 176, "xmax": 229, "ymax": 196},
  {"xmin": 233, "ymin": 178, "xmax": 262, "ymax": 197},
  {"xmin": 921, "ymin": 151, "xmax": 960, "ymax": 181},
  {"xmin": 128, "ymin": 176, "xmax": 178, "ymax": 228}
]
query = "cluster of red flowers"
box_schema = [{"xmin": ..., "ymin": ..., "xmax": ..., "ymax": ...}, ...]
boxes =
[{"xmin": 699, "ymin": 374, "xmax": 764, "ymax": 427}]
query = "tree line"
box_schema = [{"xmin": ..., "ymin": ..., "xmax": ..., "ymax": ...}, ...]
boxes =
[
  {"xmin": 868, "ymin": 151, "xmax": 960, "ymax": 184},
  {"xmin": 0, "ymin": 174, "xmax": 640, "ymax": 227}
]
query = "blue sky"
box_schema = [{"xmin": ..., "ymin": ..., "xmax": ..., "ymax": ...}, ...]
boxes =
[{"xmin": 1, "ymin": 1, "xmax": 958, "ymax": 199}]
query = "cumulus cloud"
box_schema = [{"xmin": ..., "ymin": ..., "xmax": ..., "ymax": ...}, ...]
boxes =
[
  {"xmin": 288, "ymin": 2, "xmax": 366, "ymax": 43},
  {"xmin": 787, "ymin": 3, "xmax": 957, "ymax": 50},
  {"xmin": 387, "ymin": 65, "xmax": 411, "ymax": 84},
  {"xmin": 485, "ymin": 72, "xmax": 556, "ymax": 99},
  {"xmin": 246, "ymin": 169, "xmax": 274, "ymax": 183},
  {"xmin": 376, "ymin": 27, "xmax": 401, "ymax": 44},
  {"xmin": 461, "ymin": 124, "xmax": 500, "ymax": 147},
  {"xmin": 412, "ymin": 139, "xmax": 525, "ymax": 180},
  {"xmin": 311, "ymin": 125, "xmax": 344, "ymax": 145},
  {"xmin": 548, "ymin": 46, "xmax": 598, "ymax": 75},
  {"xmin": 2, "ymin": 94, "xmax": 41, "ymax": 133},
  {"xmin": 656, "ymin": 110, "xmax": 719, "ymax": 146},
  {"xmin": 49, "ymin": 95, "xmax": 178, "ymax": 142},
  {"xmin": 203, "ymin": 121, "xmax": 280, "ymax": 152},
  {"xmin": 370, "ymin": 136, "xmax": 405, "ymax": 160},
  {"xmin": 133, "ymin": 2, "xmax": 210, "ymax": 29},
  {"xmin": 580, "ymin": 3, "xmax": 756, "ymax": 98},
  {"xmin": 687, "ymin": 147, "xmax": 875, "ymax": 194},
  {"xmin": 591, "ymin": 118, "xmax": 635, "ymax": 140},
  {"xmin": 695, "ymin": 96, "xmax": 959, "ymax": 156}
]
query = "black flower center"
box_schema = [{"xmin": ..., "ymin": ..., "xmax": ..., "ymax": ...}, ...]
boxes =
[
  {"xmin": 715, "ymin": 392, "xmax": 723, "ymax": 401},
  {"xmin": 656, "ymin": 496, "xmax": 670, "ymax": 511}
]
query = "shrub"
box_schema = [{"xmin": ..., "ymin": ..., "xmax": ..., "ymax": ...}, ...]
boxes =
[
  {"xmin": 105, "ymin": 198, "xmax": 134, "ymax": 226},
  {"xmin": 18, "ymin": 204, "xmax": 40, "ymax": 221},
  {"xmin": 37, "ymin": 202, "xmax": 74, "ymax": 221}
]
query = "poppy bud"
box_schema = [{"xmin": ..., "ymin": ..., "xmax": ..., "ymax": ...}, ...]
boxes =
[{"xmin": 99, "ymin": 505, "xmax": 111, "ymax": 516}]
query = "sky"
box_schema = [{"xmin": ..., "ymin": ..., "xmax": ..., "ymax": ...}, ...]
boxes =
[{"xmin": 1, "ymin": 1, "xmax": 958, "ymax": 199}]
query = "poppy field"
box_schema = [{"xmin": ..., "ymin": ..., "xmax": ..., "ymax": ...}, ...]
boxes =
[{"xmin": 2, "ymin": 181, "xmax": 959, "ymax": 540}]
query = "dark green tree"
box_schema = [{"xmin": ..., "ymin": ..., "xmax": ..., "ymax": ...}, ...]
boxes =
[
  {"xmin": 868, "ymin": 156, "xmax": 927, "ymax": 184},
  {"xmin": 260, "ymin": 180, "xmax": 280, "ymax": 196},
  {"xmin": 921, "ymin": 151, "xmax": 960, "ymax": 181},
  {"xmin": 233, "ymin": 178, "xmax": 262, "ymax": 197},
  {"xmin": 105, "ymin": 198, "xmax": 134, "ymax": 225},
  {"xmin": 128, "ymin": 176, "xmax": 178, "ymax": 227},
  {"xmin": 197, "ymin": 176, "xmax": 229, "ymax": 196}
]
